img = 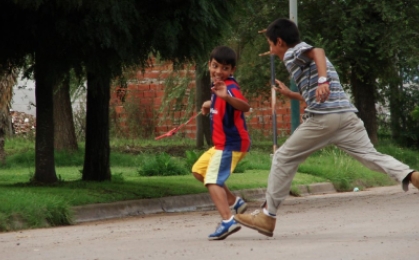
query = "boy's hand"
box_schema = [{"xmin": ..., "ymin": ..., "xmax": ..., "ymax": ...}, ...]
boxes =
[
  {"xmin": 211, "ymin": 80, "xmax": 228, "ymax": 100},
  {"xmin": 316, "ymin": 83, "xmax": 330, "ymax": 103},
  {"xmin": 274, "ymin": 79, "xmax": 292, "ymax": 96},
  {"xmin": 201, "ymin": 100, "xmax": 211, "ymax": 115}
]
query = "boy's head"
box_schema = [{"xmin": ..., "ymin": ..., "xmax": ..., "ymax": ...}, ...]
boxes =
[
  {"xmin": 265, "ymin": 18, "xmax": 300, "ymax": 60},
  {"xmin": 266, "ymin": 18, "xmax": 300, "ymax": 46},
  {"xmin": 208, "ymin": 46, "xmax": 237, "ymax": 82}
]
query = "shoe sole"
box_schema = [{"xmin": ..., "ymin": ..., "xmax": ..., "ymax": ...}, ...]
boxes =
[
  {"xmin": 208, "ymin": 225, "xmax": 241, "ymax": 241},
  {"xmin": 234, "ymin": 217, "xmax": 273, "ymax": 237}
]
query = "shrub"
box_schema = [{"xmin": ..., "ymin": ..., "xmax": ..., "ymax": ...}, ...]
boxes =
[
  {"xmin": 233, "ymin": 160, "xmax": 249, "ymax": 173},
  {"xmin": 184, "ymin": 150, "xmax": 204, "ymax": 170},
  {"xmin": 138, "ymin": 152, "xmax": 188, "ymax": 176}
]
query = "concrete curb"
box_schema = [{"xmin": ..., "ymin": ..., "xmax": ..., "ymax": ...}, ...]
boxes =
[{"xmin": 73, "ymin": 183, "xmax": 336, "ymax": 223}]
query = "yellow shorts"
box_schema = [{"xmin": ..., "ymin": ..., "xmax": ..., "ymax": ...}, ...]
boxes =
[{"xmin": 192, "ymin": 147, "xmax": 246, "ymax": 186}]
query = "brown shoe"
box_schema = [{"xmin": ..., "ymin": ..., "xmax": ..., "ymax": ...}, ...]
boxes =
[
  {"xmin": 234, "ymin": 210, "xmax": 276, "ymax": 237},
  {"xmin": 411, "ymin": 171, "xmax": 419, "ymax": 189}
]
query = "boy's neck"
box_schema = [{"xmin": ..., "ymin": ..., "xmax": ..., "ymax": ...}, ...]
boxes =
[{"xmin": 279, "ymin": 41, "xmax": 301, "ymax": 60}]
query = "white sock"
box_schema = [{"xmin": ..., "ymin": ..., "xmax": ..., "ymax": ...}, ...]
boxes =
[
  {"xmin": 263, "ymin": 208, "xmax": 277, "ymax": 218},
  {"xmin": 222, "ymin": 216, "xmax": 234, "ymax": 223}
]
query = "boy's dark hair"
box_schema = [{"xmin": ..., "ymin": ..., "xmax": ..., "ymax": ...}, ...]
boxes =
[
  {"xmin": 209, "ymin": 46, "xmax": 237, "ymax": 68},
  {"xmin": 266, "ymin": 18, "xmax": 300, "ymax": 46}
]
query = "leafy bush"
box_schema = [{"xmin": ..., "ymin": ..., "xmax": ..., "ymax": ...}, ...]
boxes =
[
  {"xmin": 184, "ymin": 150, "xmax": 204, "ymax": 170},
  {"xmin": 233, "ymin": 160, "xmax": 249, "ymax": 173},
  {"xmin": 394, "ymin": 86, "xmax": 419, "ymax": 148},
  {"xmin": 412, "ymin": 106, "xmax": 419, "ymax": 121},
  {"xmin": 138, "ymin": 152, "xmax": 188, "ymax": 176}
]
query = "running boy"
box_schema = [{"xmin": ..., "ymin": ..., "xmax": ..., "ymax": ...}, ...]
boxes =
[
  {"xmin": 234, "ymin": 18, "xmax": 419, "ymax": 237},
  {"xmin": 192, "ymin": 46, "xmax": 251, "ymax": 240}
]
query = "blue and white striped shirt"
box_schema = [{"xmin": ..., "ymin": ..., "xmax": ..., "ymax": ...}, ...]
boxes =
[{"xmin": 283, "ymin": 42, "xmax": 358, "ymax": 114}]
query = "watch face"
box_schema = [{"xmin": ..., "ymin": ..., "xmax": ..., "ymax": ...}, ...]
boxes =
[{"xmin": 318, "ymin": 76, "xmax": 327, "ymax": 83}]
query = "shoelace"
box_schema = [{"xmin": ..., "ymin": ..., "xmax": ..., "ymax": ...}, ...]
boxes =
[
  {"xmin": 215, "ymin": 224, "xmax": 224, "ymax": 232},
  {"xmin": 250, "ymin": 209, "xmax": 260, "ymax": 216},
  {"xmin": 214, "ymin": 222, "xmax": 226, "ymax": 231}
]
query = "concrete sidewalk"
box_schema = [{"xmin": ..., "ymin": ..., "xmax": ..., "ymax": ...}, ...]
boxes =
[{"xmin": 72, "ymin": 182, "xmax": 336, "ymax": 223}]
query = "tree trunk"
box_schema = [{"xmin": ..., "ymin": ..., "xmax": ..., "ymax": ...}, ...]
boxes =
[
  {"xmin": 53, "ymin": 74, "xmax": 78, "ymax": 151},
  {"xmin": 350, "ymin": 67, "xmax": 378, "ymax": 144},
  {"xmin": 0, "ymin": 67, "xmax": 17, "ymax": 165},
  {"xmin": 0, "ymin": 107, "xmax": 10, "ymax": 165},
  {"xmin": 33, "ymin": 53, "xmax": 58, "ymax": 183},
  {"xmin": 0, "ymin": 103, "xmax": 10, "ymax": 165},
  {"xmin": 0, "ymin": 113, "xmax": 6, "ymax": 165},
  {"xmin": 195, "ymin": 67, "xmax": 212, "ymax": 148},
  {"xmin": 82, "ymin": 72, "xmax": 111, "ymax": 181}
]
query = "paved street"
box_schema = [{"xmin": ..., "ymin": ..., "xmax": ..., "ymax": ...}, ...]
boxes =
[{"xmin": 1, "ymin": 185, "xmax": 418, "ymax": 260}]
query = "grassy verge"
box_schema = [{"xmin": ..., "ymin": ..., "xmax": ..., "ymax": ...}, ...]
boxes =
[{"xmin": 1, "ymin": 137, "xmax": 418, "ymax": 232}]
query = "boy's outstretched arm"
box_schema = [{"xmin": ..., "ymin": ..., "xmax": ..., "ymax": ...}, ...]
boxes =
[
  {"xmin": 212, "ymin": 80, "xmax": 250, "ymax": 112},
  {"xmin": 304, "ymin": 48, "xmax": 330, "ymax": 103},
  {"xmin": 223, "ymin": 95, "xmax": 250, "ymax": 112},
  {"xmin": 274, "ymin": 79, "xmax": 305, "ymax": 102}
]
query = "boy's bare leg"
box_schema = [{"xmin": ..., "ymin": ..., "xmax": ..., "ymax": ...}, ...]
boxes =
[
  {"xmin": 192, "ymin": 172, "xmax": 237, "ymax": 206},
  {"xmin": 207, "ymin": 184, "xmax": 232, "ymax": 220}
]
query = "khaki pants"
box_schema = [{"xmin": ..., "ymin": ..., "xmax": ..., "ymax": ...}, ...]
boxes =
[{"xmin": 266, "ymin": 112, "xmax": 413, "ymax": 215}]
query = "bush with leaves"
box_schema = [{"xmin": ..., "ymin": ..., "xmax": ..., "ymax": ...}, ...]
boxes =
[
  {"xmin": 138, "ymin": 152, "xmax": 188, "ymax": 177},
  {"xmin": 394, "ymin": 86, "xmax": 419, "ymax": 148},
  {"xmin": 232, "ymin": 160, "xmax": 249, "ymax": 173},
  {"xmin": 184, "ymin": 150, "xmax": 204, "ymax": 171},
  {"xmin": 412, "ymin": 106, "xmax": 419, "ymax": 121}
]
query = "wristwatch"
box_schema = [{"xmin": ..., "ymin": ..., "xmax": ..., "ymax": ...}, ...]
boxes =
[{"xmin": 318, "ymin": 76, "xmax": 328, "ymax": 84}]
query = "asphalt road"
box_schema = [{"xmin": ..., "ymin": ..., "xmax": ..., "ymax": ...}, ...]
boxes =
[{"xmin": 1, "ymin": 185, "xmax": 418, "ymax": 260}]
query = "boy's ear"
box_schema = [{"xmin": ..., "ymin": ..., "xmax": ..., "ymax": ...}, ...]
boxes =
[
  {"xmin": 277, "ymin": 37, "xmax": 288, "ymax": 48},
  {"xmin": 276, "ymin": 37, "xmax": 283, "ymax": 47}
]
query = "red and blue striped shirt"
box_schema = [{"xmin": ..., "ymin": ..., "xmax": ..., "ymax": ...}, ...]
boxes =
[{"xmin": 210, "ymin": 77, "xmax": 251, "ymax": 152}]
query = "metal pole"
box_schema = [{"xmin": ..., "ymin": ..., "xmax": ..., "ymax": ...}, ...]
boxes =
[
  {"xmin": 290, "ymin": 0, "xmax": 298, "ymax": 25},
  {"xmin": 258, "ymin": 30, "xmax": 277, "ymax": 154},
  {"xmin": 290, "ymin": 0, "xmax": 300, "ymax": 133},
  {"xmin": 270, "ymin": 54, "xmax": 277, "ymax": 153}
]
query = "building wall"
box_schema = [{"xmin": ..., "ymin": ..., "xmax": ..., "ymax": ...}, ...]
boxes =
[{"xmin": 110, "ymin": 60, "xmax": 305, "ymax": 140}]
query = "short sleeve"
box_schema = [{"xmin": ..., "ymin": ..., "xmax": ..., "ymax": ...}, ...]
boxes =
[
  {"xmin": 228, "ymin": 85, "xmax": 247, "ymax": 102},
  {"xmin": 292, "ymin": 42, "xmax": 314, "ymax": 67}
]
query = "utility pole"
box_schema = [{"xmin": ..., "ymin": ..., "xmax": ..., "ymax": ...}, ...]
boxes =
[{"xmin": 289, "ymin": 0, "xmax": 300, "ymax": 133}]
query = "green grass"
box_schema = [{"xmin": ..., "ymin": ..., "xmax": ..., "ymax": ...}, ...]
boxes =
[{"xmin": 1, "ymin": 136, "xmax": 418, "ymax": 232}]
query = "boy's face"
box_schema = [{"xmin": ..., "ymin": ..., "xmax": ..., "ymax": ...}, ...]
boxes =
[
  {"xmin": 208, "ymin": 59, "xmax": 236, "ymax": 82},
  {"xmin": 268, "ymin": 38, "xmax": 287, "ymax": 61}
]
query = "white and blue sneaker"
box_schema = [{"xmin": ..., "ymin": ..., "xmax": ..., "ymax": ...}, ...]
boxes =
[
  {"xmin": 208, "ymin": 218, "xmax": 241, "ymax": 240},
  {"xmin": 232, "ymin": 197, "xmax": 248, "ymax": 214}
]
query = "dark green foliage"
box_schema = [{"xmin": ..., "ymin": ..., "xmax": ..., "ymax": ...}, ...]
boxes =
[
  {"xmin": 184, "ymin": 150, "xmax": 204, "ymax": 171},
  {"xmin": 0, "ymin": 0, "xmax": 244, "ymax": 182},
  {"xmin": 111, "ymin": 172, "xmax": 125, "ymax": 183},
  {"xmin": 233, "ymin": 160, "xmax": 249, "ymax": 173},
  {"xmin": 138, "ymin": 152, "xmax": 189, "ymax": 177},
  {"xmin": 412, "ymin": 106, "xmax": 419, "ymax": 120},
  {"xmin": 229, "ymin": 1, "xmax": 290, "ymax": 98},
  {"xmin": 390, "ymin": 86, "xmax": 419, "ymax": 148},
  {"xmin": 228, "ymin": 1, "xmax": 419, "ymax": 145},
  {"xmin": 299, "ymin": 0, "xmax": 419, "ymax": 143}
]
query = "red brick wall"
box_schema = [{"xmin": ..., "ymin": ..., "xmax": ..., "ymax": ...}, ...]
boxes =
[{"xmin": 110, "ymin": 60, "xmax": 305, "ymax": 139}]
